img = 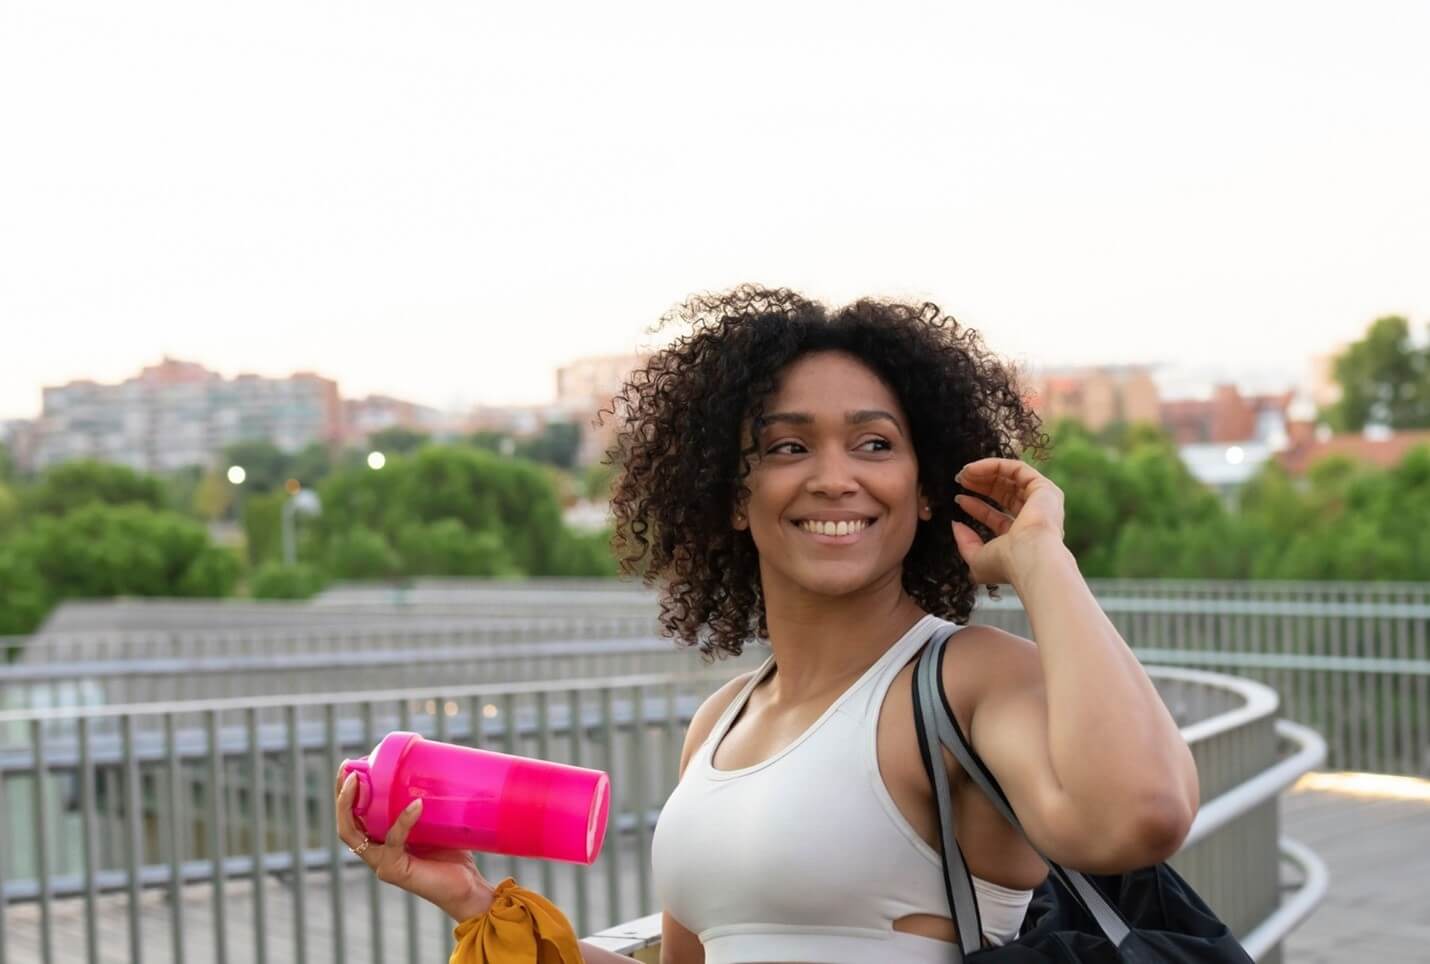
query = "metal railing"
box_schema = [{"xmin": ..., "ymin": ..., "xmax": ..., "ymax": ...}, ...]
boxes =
[
  {"xmin": 976, "ymin": 587, "xmax": 1430, "ymax": 776},
  {"xmin": 7, "ymin": 579, "xmax": 1427, "ymax": 776},
  {"xmin": 0, "ymin": 659, "xmax": 764, "ymax": 964},
  {"xmin": 0, "ymin": 656, "xmax": 1323, "ymax": 963},
  {"xmin": 0, "ymin": 637, "xmax": 709, "ymax": 712},
  {"xmin": 4, "ymin": 614, "xmax": 661, "ymax": 665}
]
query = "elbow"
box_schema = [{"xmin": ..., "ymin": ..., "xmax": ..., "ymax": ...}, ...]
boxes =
[
  {"xmin": 1116, "ymin": 794, "xmax": 1195, "ymax": 868},
  {"xmin": 1071, "ymin": 792, "xmax": 1194, "ymax": 873}
]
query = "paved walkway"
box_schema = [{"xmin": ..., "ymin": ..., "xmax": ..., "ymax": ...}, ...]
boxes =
[
  {"xmin": 5, "ymin": 779, "xmax": 1427, "ymax": 962},
  {"xmin": 1281, "ymin": 776, "xmax": 1430, "ymax": 963}
]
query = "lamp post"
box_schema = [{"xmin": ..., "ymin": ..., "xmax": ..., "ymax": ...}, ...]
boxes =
[{"xmin": 281, "ymin": 488, "xmax": 321, "ymax": 566}]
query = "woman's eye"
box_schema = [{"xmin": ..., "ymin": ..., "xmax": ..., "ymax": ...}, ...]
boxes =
[
  {"xmin": 767, "ymin": 439, "xmax": 890, "ymax": 455},
  {"xmin": 858, "ymin": 438, "xmax": 892, "ymax": 452},
  {"xmin": 768, "ymin": 441, "xmax": 805, "ymax": 455}
]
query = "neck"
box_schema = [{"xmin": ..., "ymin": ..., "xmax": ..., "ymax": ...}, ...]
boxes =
[{"xmin": 758, "ymin": 565, "xmax": 929, "ymax": 706}]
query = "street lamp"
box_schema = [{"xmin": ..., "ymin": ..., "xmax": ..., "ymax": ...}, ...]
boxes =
[
  {"xmin": 367, "ymin": 451, "xmax": 386, "ymax": 470},
  {"xmin": 227, "ymin": 465, "xmax": 246, "ymax": 485},
  {"xmin": 281, "ymin": 488, "xmax": 322, "ymax": 566}
]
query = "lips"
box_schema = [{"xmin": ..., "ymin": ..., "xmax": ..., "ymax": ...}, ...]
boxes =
[{"xmin": 791, "ymin": 518, "xmax": 876, "ymax": 543}]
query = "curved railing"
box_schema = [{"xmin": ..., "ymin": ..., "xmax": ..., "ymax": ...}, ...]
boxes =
[
  {"xmin": 0, "ymin": 605, "xmax": 1332, "ymax": 962},
  {"xmin": 585, "ymin": 667, "xmax": 1328, "ymax": 962}
]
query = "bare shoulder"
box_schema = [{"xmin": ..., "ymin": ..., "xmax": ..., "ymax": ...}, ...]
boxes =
[
  {"xmin": 941, "ymin": 624, "xmax": 1043, "ymax": 720},
  {"xmin": 678, "ymin": 667, "xmax": 759, "ymax": 776}
]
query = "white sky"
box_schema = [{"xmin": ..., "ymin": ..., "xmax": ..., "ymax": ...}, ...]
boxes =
[{"xmin": 2, "ymin": 1, "xmax": 1428, "ymax": 419}]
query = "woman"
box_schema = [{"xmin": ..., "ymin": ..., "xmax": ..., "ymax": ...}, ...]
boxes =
[{"xmin": 335, "ymin": 285, "xmax": 1200, "ymax": 963}]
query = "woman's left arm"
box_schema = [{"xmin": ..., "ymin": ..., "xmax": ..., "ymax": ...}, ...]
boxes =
[{"xmin": 949, "ymin": 459, "xmax": 1200, "ymax": 873}]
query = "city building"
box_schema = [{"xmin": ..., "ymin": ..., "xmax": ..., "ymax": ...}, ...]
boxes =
[
  {"xmin": 25, "ymin": 357, "xmax": 344, "ymax": 473},
  {"xmin": 1160, "ymin": 384, "xmax": 1297, "ymax": 446},
  {"xmin": 554, "ymin": 352, "xmax": 653, "ymax": 466},
  {"xmin": 1023, "ymin": 363, "xmax": 1162, "ymax": 433},
  {"xmin": 1274, "ymin": 427, "xmax": 1430, "ymax": 477},
  {"xmin": 344, "ymin": 394, "xmax": 450, "ymax": 446}
]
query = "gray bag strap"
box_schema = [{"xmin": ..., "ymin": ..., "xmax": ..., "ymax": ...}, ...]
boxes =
[
  {"xmin": 912, "ymin": 627, "xmax": 985, "ymax": 953},
  {"xmin": 915, "ymin": 623, "xmax": 1133, "ymax": 953}
]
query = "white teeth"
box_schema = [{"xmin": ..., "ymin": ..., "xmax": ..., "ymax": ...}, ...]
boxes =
[{"xmin": 798, "ymin": 519, "xmax": 869, "ymax": 536}]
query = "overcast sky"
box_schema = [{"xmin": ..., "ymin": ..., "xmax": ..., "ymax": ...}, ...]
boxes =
[{"xmin": 2, "ymin": 1, "xmax": 1427, "ymax": 419}]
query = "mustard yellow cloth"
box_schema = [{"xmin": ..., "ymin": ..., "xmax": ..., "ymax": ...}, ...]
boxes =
[{"xmin": 450, "ymin": 877, "xmax": 583, "ymax": 964}]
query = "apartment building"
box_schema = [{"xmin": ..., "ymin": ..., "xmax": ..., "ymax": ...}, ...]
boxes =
[
  {"xmin": 25, "ymin": 357, "xmax": 343, "ymax": 473},
  {"xmin": 1024, "ymin": 363, "xmax": 1162, "ymax": 432}
]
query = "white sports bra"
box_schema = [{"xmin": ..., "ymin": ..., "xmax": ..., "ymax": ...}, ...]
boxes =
[{"xmin": 651, "ymin": 613, "xmax": 1035, "ymax": 963}]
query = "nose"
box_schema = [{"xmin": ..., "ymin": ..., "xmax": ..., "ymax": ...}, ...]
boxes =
[{"xmin": 804, "ymin": 448, "xmax": 859, "ymax": 499}]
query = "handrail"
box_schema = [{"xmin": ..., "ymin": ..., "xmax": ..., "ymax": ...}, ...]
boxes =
[
  {"xmin": 1184, "ymin": 720, "xmax": 1326, "ymax": 847},
  {"xmin": 0, "ymin": 664, "xmax": 746, "ymax": 723},
  {"xmin": 1143, "ymin": 665, "xmax": 1280, "ymax": 745},
  {"xmin": 0, "ymin": 636, "xmax": 674, "ymax": 682},
  {"xmin": 1241, "ymin": 836, "xmax": 1330, "ymax": 961}
]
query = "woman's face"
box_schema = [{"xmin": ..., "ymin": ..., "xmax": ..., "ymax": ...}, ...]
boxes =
[{"xmin": 736, "ymin": 350, "xmax": 929, "ymax": 601}]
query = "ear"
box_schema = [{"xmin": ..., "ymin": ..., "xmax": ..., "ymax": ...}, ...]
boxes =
[{"xmin": 732, "ymin": 497, "xmax": 749, "ymax": 530}]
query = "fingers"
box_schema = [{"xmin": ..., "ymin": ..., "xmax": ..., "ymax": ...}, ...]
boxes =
[
  {"xmin": 335, "ymin": 773, "xmax": 380, "ymax": 869},
  {"xmin": 957, "ymin": 458, "xmax": 1035, "ymax": 514},
  {"xmin": 954, "ymin": 494, "xmax": 1012, "ymax": 535},
  {"xmin": 384, "ymin": 798, "xmax": 423, "ymax": 853}
]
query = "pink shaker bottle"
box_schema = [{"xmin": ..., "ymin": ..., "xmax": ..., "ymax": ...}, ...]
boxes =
[{"xmin": 340, "ymin": 731, "xmax": 611, "ymax": 865}]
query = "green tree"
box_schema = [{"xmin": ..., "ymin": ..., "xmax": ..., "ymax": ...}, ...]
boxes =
[
  {"xmin": 25, "ymin": 503, "xmax": 239, "ymax": 601},
  {"xmin": 314, "ymin": 445, "xmax": 569, "ymax": 577},
  {"xmin": 242, "ymin": 491, "xmax": 286, "ymax": 567},
  {"xmin": 367, "ymin": 427, "xmax": 430, "ymax": 456},
  {"xmin": 547, "ymin": 527, "xmax": 619, "ymax": 577},
  {"xmin": 223, "ymin": 440, "xmax": 292, "ymax": 493},
  {"xmin": 516, "ymin": 422, "xmax": 581, "ymax": 469},
  {"xmin": 396, "ymin": 519, "xmax": 520, "ymax": 577},
  {"xmin": 193, "ymin": 468, "xmax": 235, "ymax": 521},
  {"xmin": 583, "ymin": 461, "xmax": 617, "ymax": 502},
  {"xmin": 1040, "ymin": 433, "xmax": 1125, "ymax": 576},
  {"xmin": 290, "ymin": 442, "xmax": 337, "ymax": 487},
  {"xmin": 25, "ymin": 460, "xmax": 167, "ymax": 517},
  {"xmin": 0, "ymin": 442, "xmax": 15, "ymax": 483},
  {"xmin": 1324, "ymin": 315, "xmax": 1430, "ymax": 431},
  {"xmin": 466, "ymin": 430, "xmax": 513, "ymax": 454},
  {"xmin": 249, "ymin": 561, "xmax": 327, "ymax": 599},
  {"xmin": 325, "ymin": 526, "xmax": 402, "ymax": 579},
  {"xmin": 0, "ymin": 482, "xmax": 18, "ymax": 535},
  {"xmin": 0, "ymin": 539, "xmax": 52, "ymax": 637}
]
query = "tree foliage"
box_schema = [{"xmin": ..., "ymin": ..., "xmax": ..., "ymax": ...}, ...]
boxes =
[
  {"xmin": 1324, "ymin": 315, "xmax": 1430, "ymax": 431},
  {"xmin": 25, "ymin": 460, "xmax": 168, "ymax": 517},
  {"xmin": 366, "ymin": 426, "xmax": 431, "ymax": 456},
  {"xmin": 314, "ymin": 445, "xmax": 571, "ymax": 578}
]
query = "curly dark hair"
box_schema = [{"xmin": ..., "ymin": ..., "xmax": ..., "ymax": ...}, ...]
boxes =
[{"xmin": 599, "ymin": 284, "xmax": 1051, "ymax": 662}]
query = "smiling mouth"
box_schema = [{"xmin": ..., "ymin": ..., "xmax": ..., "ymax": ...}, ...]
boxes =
[{"xmin": 791, "ymin": 518, "xmax": 876, "ymax": 542}]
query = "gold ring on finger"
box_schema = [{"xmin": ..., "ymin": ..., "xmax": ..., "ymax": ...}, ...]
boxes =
[{"xmin": 349, "ymin": 837, "xmax": 373, "ymax": 857}]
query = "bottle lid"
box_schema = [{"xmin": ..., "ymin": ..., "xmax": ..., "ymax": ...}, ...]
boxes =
[{"xmin": 341, "ymin": 731, "xmax": 421, "ymax": 842}]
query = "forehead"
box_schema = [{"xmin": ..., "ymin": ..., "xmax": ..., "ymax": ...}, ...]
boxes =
[{"xmin": 766, "ymin": 351, "xmax": 903, "ymax": 410}]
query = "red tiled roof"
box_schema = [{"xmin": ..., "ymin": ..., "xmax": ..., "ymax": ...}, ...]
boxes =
[{"xmin": 1274, "ymin": 430, "xmax": 1430, "ymax": 475}]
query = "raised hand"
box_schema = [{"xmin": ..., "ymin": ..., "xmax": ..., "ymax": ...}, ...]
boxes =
[{"xmin": 951, "ymin": 457, "xmax": 1066, "ymax": 586}]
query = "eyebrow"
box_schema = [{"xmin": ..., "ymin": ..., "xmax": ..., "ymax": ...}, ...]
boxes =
[{"xmin": 755, "ymin": 409, "xmax": 904, "ymax": 434}]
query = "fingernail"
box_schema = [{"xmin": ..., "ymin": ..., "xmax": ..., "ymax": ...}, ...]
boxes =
[
  {"xmin": 342, "ymin": 773, "xmax": 355, "ymax": 793},
  {"xmin": 404, "ymin": 798, "xmax": 423, "ymax": 815}
]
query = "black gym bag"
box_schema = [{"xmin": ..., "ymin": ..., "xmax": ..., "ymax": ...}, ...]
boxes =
[{"xmin": 912, "ymin": 623, "xmax": 1256, "ymax": 962}]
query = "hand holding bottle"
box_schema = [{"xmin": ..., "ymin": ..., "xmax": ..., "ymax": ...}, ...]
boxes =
[{"xmin": 335, "ymin": 768, "xmax": 495, "ymax": 922}]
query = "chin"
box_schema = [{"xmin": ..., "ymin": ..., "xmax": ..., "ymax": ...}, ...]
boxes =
[{"xmin": 791, "ymin": 567, "xmax": 880, "ymax": 599}]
